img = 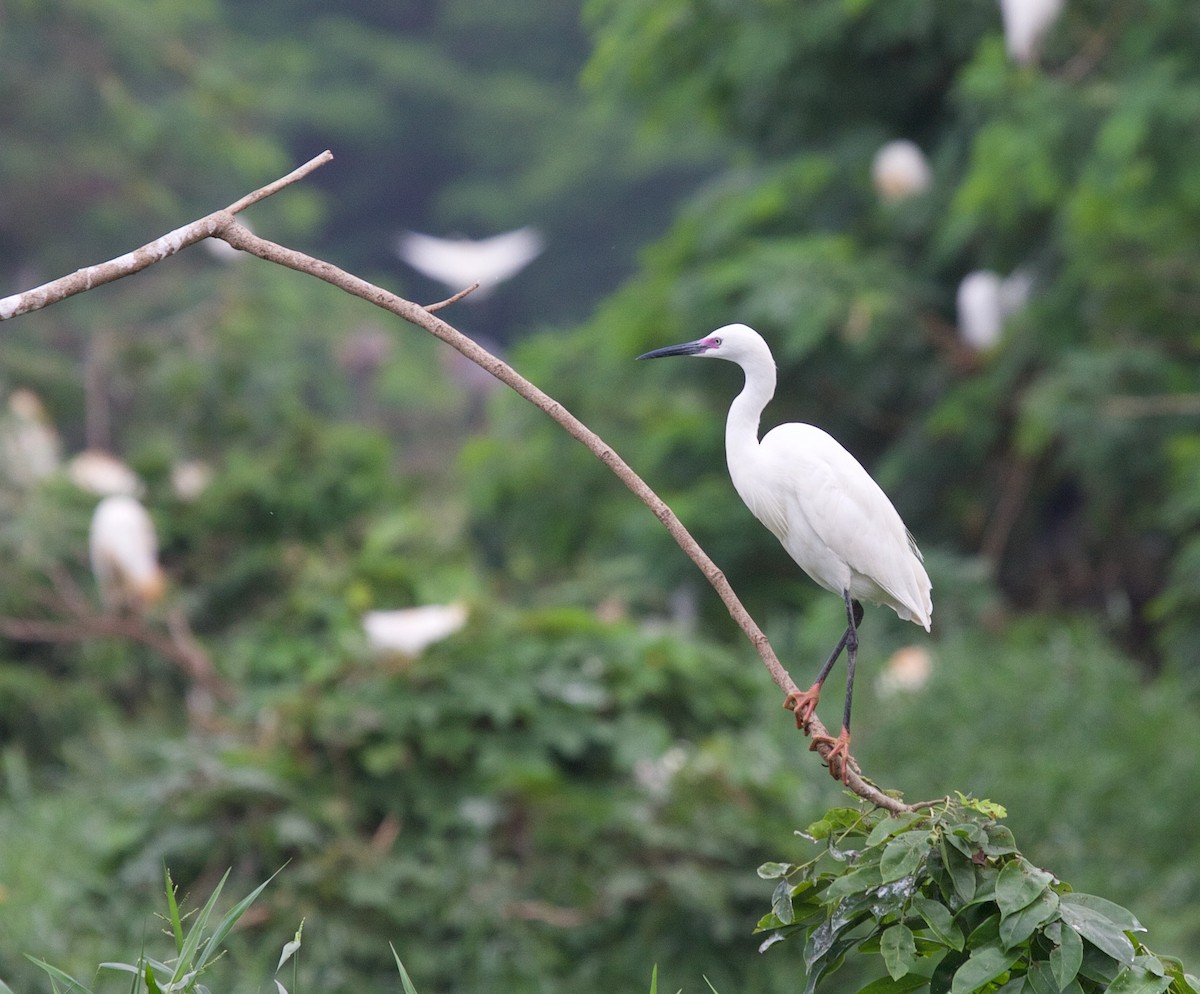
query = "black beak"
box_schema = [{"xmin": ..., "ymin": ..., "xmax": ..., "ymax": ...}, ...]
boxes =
[{"xmin": 636, "ymin": 338, "xmax": 709, "ymax": 361}]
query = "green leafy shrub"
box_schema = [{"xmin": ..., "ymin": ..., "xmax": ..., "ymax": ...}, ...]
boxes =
[{"xmin": 758, "ymin": 799, "xmax": 1199, "ymax": 994}]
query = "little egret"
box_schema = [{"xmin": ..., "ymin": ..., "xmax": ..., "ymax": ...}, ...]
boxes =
[{"xmin": 638, "ymin": 324, "xmax": 932, "ymax": 782}]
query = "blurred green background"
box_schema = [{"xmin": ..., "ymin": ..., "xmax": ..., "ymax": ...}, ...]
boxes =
[{"xmin": 2, "ymin": 0, "xmax": 1199, "ymax": 990}]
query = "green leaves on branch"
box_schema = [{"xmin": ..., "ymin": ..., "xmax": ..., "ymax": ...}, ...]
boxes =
[{"xmin": 756, "ymin": 799, "xmax": 1198, "ymax": 994}]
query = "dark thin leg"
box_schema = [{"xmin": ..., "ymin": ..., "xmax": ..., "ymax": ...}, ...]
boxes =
[
  {"xmin": 808, "ymin": 593, "xmax": 863, "ymax": 784},
  {"xmin": 841, "ymin": 591, "xmax": 863, "ymax": 734},
  {"xmin": 785, "ymin": 595, "xmax": 865, "ymax": 733}
]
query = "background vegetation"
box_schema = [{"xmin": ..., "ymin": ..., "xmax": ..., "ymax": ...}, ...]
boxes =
[{"xmin": 1, "ymin": 0, "xmax": 1199, "ymax": 991}]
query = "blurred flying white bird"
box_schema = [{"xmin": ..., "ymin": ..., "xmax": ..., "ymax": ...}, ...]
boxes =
[
  {"xmin": 362, "ymin": 602, "xmax": 469, "ymax": 658},
  {"xmin": 0, "ymin": 388, "xmax": 62, "ymax": 486},
  {"xmin": 89, "ymin": 494, "xmax": 166, "ymax": 612},
  {"xmin": 999, "ymin": 0, "xmax": 1064, "ymax": 65},
  {"xmin": 870, "ymin": 140, "xmax": 932, "ymax": 203},
  {"xmin": 394, "ymin": 227, "xmax": 544, "ymax": 297},
  {"xmin": 639, "ymin": 324, "xmax": 932, "ymax": 782},
  {"xmin": 68, "ymin": 449, "xmax": 144, "ymax": 497},
  {"xmin": 956, "ymin": 268, "xmax": 1033, "ymax": 351}
]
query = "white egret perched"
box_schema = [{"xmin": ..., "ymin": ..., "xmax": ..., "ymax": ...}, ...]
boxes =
[
  {"xmin": 998, "ymin": 0, "xmax": 1064, "ymax": 65},
  {"xmin": 0, "ymin": 389, "xmax": 62, "ymax": 486},
  {"xmin": 68, "ymin": 449, "xmax": 144, "ymax": 497},
  {"xmin": 638, "ymin": 324, "xmax": 932, "ymax": 782},
  {"xmin": 89, "ymin": 494, "xmax": 166, "ymax": 613},
  {"xmin": 956, "ymin": 268, "xmax": 1033, "ymax": 351},
  {"xmin": 870, "ymin": 140, "xmax": 932, "ymax": 203},
  {"xmin": 394, "ymin": 227, "xmax": 544, "ymax": 297}
]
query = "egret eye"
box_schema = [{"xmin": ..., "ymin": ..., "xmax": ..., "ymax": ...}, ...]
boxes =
[{"xmin": 710, "ymin": 337, "xmax": 722, "ymax": 348}]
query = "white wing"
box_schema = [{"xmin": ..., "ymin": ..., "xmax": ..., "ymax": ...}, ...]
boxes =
[
  {"xmin": 748, "ymin": 424, "xmax": 932, "ymax": 629},
  {"xmin": 394, "ymin": 227, "xmax": 544, "ymax": 292}
]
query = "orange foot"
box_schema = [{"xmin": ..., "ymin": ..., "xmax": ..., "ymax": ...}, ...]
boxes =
[
  {"xmin": 809, "ymin": 727, "xmax": 853, "ymax": 784},
  {"xmin": 784, "ymin": 682, "xmax": 822, "ymax": 731}
]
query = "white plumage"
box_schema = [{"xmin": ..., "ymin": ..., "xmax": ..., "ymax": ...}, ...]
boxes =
[
  {"xmin": 0, "ymin": 389, "xmax": 62, "ymax": 486},
  {"xmin": 89, "ymin": 495, "xmax": 165, "ymax": 611},
  {"xmin": 362, "ymin": 602, "xmax": 469, "ymax": 658},
  {"xmin": 394, "ymin": 227, "xmax": 544, "ymax": 296},
  {"xmin": 999, "ymin": 0, "xmax": 1065, "ymax": 65},
  {"xmin": 68, "ymin": 449, "xmax": 144, "ymax": 497},
  {"xmin": 638, "ymin": 324, "xmax": 931, "ymax": 780},
  {"xmin": 956, "ymin": 268, "xmax": 1033, "ymax": 351},
  {"xmin": 870, "ymin": 140, "xmax": 932, "ymax": 203}
]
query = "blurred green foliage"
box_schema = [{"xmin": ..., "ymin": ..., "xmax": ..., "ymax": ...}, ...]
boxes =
[{"xmin": 2, "ymin": 0, "xmax": 1200, "ymax": 992}]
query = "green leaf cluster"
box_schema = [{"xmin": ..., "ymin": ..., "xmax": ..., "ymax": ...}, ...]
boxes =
[{"xmin": 758, "ymin": 801, "xmax": 1200, "ymax": 994}]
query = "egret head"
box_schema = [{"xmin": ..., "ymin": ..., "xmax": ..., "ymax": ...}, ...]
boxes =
[{"xmin": 637, "ymin": 323, "xmax": 771, "ymax": 365}]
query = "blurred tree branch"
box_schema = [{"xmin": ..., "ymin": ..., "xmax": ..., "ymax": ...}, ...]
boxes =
[
  {"xmin": 0, "ymin": 153, "xmax": 922, "ymax": 813},
  {"xmin": 0, "ymin": 567, "xmax": 234, "ymax": 714}
]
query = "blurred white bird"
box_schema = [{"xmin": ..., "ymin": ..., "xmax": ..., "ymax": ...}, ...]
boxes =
[
  {"xmin": 0, "ymin": 388, "xmax": 62, "ymax": 486},
  {"xmin": 362, "ymin": 602, "xmax": 469, "ymax": 658},
  {"xmin": 876, "ymin": 645, "xmax": 934, "ymax": 697},
  {"xmin": 68, "ymin": 449, "xmax": 144, "ymax": 497},
  {"xmin": 170, "ymin": 459, "xmax": 213, "ymax": 502},
  {"xmin": 203, "ymin": 220, "xmax": 250, "ymax": 262},
  {"xmin": 999, "ymin": 0, "xmax": 1064, "ymax": 65},
  {"xmin": 956, "ymin": 268, "xmax": 1032, "ymax": 351},
  {"xmin": 394, "ymin": 227, "xmax": 544, "ymax": 297},
  {"xmin": 89, "ymin": 494, "xmax": 166, "ymax": 612},
  {"xmin": 871, "ymin": 140, "xmax": 932, "ymax": 203}
]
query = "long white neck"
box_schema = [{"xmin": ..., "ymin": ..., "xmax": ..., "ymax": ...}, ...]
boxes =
[{"xmin": 724, "ymin": 351, "xmax": 776, "ymax": 490}]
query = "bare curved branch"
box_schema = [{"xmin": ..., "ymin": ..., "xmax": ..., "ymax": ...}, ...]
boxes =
[{"xmin": 0, "ymin": 153, "xmax": 921, "ymax": 813}]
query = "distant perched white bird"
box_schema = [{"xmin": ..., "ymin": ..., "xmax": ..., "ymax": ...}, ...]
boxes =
[
  {"xmin": 871, "ymin": 140, "xmax": 932, "ymax": 203},
  {"xmin": 956, "ymin": 269, "xmax": 1033, "ymax": 351},
  {"xmin": 68, "ymin": 449, "xmax": 144, "ymax": 497},
  {"xmin": 999, "ymin": 0, "xmax": 1064, "ymax": 65},
  {"xmin": 639, "ymin": 324, "xmax": 931, "ymax": 782},
  {"xmin": 394, "ymin": 227, "xmax": 544, "ymax": 296},
  {"xmin": 876, "ymin": 645, "xmax": 934, "ymax": 697},
  {"xmin": 362, "ymin": 602, "xmax": 469, "ymax": 658},
  {"xmin": 0, "ymin": 389, "xmax": 61, "ymax": 486},
  {"xmin": 170, "ymin": 459, "xmax": 213, "ymax": 502},
  {"xmin": 89, "ymin": 495, "xmax": 165, "ymax": 612}
]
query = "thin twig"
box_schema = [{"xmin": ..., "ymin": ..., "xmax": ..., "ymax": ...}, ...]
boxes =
[
  {"xmin": 1104, "ymin": 393, "xmax": 1200, "ymax": 418},
  {"xmin": 425, "ymin": 283, "xmax": 480, "ymax": 313}
]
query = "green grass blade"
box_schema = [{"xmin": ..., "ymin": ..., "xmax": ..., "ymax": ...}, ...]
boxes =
[
  {"xmin": 24, "ymin": 958, "xmax": 96, "ymax": 994},
  {"xmin": 164, "ymin": 866, "xmax": 186, "ymax": 953},
  {"xmin": 196, "ymin": 866, "xmax": 283, "ymax": 967},
  {"xmin": 389, "ymin": 944, "xmax": 421, "ymax": 994},
  {"xmin": 173, "ymin": 867, "xmax": 230, "ymax": 980}
]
